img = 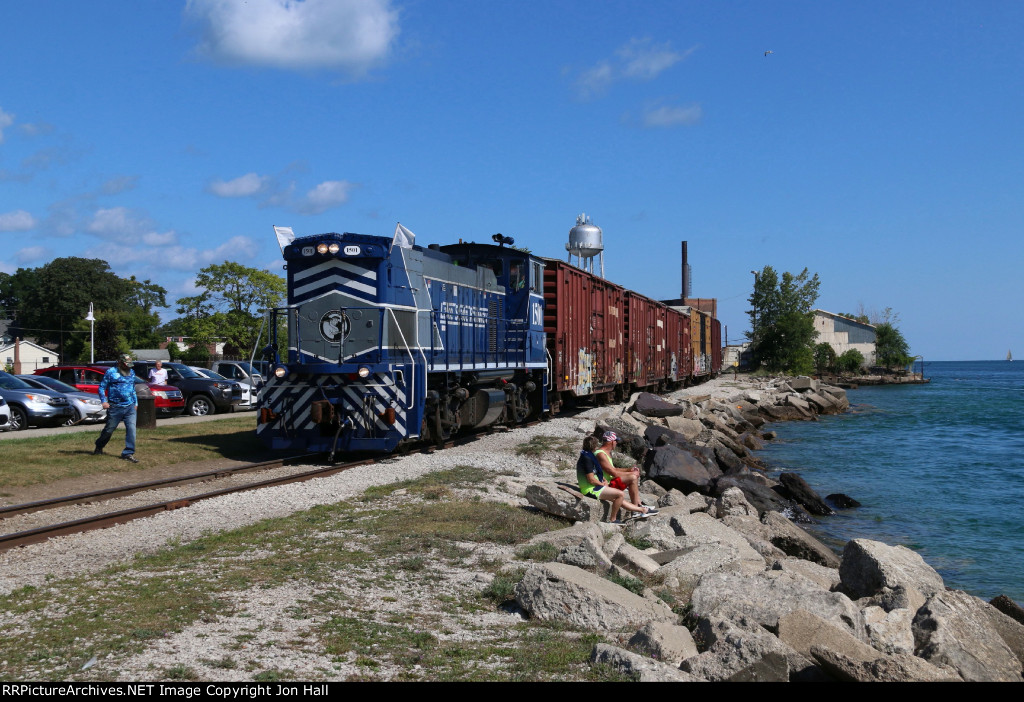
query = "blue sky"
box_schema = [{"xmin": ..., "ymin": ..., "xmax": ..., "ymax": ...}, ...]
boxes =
[{"xmin": 1, "ymin": 0, "xmax": 1021, "ymax": 361}]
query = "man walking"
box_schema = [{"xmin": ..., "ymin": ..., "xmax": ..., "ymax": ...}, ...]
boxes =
[{"xmin": 94, "ymin": 353, "xmax": 139, "ymax": 463}]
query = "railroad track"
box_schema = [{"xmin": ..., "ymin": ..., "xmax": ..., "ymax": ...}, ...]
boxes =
[{"xmin": 0, "ymin": 422, "xmax": 534, "ymax": 553}]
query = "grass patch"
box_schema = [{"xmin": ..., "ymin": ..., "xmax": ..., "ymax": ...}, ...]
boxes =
[
  {"xmin": 516, "ymin": 542, "xmax": 559, "ymax": 562},
  {"xmin": 0, "ymin": 464, "xmax": 606, "ymax": 681},
  {"xmin": 515, "ymin": 435, "xmax": 579, "ymax": 459},
  {"xmin": 0, "ymin": 415, "xmax": 275, "ymax": 488}
]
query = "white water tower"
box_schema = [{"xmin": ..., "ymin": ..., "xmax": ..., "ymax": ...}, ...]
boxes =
[{"xmin": 566, "ymin": 213, "xmax": 605, "ymax": 277}]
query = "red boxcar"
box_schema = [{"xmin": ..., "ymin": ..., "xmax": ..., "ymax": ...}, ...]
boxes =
[
  {"xmin": 542, "ymin": 259, "xmax": 625, "ymax": 408},
  {"xmin": 543, "ymin": 258, "xmax": 719, "ymax": 410}
]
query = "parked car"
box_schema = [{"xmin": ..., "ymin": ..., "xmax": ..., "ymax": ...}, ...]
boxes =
[
  {"xmin": 98, "ymin": 361, "xmax": 242, "ymax": 416},
  {"xmin": 34, "ymin": 365, "xmax": 186, "ymax": 417},
  {"xmin": 17, "ymin": 374, "xmax": 106, "ymax": 425},
  {"xmin": 191, "ymin": 367, "xmax": 256, "ymax": 410},
  {"xmin": 0, "ymin": 394, "xmax": 12, "ymax": 432},
  {"xmin": 0, "ymin": 370, "xmax": 76, "ymax": 430},
  {"xmin": 210, "ymin": 360, "xmax": 265, "ymax": 389}
]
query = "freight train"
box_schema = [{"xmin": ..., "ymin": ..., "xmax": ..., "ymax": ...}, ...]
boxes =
[{"xmin": 256, "ymin": 228, "xmax": 721, "ymax": 455}]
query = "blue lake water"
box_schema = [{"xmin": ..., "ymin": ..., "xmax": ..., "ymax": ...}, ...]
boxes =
[{"xmin": 760, "ymin": 360, "xmax": 1024, "ymax": 602}]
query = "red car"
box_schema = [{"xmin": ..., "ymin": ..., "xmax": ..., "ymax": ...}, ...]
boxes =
[{"xmin": 35, "ymin": 365, "xmax": 186, "ymax": 417}]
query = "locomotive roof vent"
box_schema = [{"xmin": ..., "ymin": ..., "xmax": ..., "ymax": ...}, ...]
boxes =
[{"xmin": 566, "ymin": 213, "xmax": 605, "ymax": 277}]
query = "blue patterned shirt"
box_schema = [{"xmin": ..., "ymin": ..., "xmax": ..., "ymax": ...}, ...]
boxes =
[{"xmin": 98, "ymin": 366, "xmax": 138, "ymax": 407}]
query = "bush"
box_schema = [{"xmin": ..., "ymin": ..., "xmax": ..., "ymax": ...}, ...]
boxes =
[
  {"xmin": 836, "ymin": 348, "xmax": 865, "ymax": 374},
  {"xmin": 813, "ymin": 343, "xmax": 837, "ymax": 375}
]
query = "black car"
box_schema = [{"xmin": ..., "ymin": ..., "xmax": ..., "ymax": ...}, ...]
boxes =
[{"xmin": 97, "ymin": 361, "xmax": 242, "ymax": 416}]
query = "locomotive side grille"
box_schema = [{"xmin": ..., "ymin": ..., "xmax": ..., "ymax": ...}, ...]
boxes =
[{"xmin": 488, "ymin": 298, "xmax": 499, "ymax": 352}]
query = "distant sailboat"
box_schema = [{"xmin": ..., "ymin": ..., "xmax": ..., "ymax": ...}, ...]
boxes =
[{"xmin": 1009, "ymin": 350, "xmax": 1014, "ymax": 362}]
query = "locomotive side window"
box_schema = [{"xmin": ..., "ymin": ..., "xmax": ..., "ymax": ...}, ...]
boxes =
[
  {"xmin": 509, "ymin": 261, "xmax": 526, "ymax": 292},
  {"xmin": 530, "ymin": 261, "xmax": 543, "ymax": 293}
]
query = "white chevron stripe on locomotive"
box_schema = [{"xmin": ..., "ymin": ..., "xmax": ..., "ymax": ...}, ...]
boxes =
[
  {"xmin": 292, "ymin": 258, "xmax": 377, "ymax": 283},
  {"xmin": 292, "ymin": 273, "xmax": 378, "ymax": 302}
]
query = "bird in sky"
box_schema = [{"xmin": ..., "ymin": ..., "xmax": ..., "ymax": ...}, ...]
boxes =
[{"xmin": 764, "ymin": 50, "xmax": 774, "ymax": 56}]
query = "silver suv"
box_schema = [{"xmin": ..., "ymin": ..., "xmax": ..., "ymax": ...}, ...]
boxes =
[{"xmin": 0, "ymin": 370, "xmax": 75, "ymax": 430}]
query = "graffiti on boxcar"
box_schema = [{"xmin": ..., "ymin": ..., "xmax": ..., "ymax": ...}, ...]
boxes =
[
  {"xmin": 697, "ymin": 353, "xmax": 710, "ymax": 375},
  {"xmin": 670, "ymin": 352, "xmax": 678, "ymax": 379},
  {"xmin": 576, "ymin": 348, "xmax": 594, "ymax": 395}
]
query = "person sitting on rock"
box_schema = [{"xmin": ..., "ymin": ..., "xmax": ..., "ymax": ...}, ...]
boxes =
[
  {"xmin": 577, "ymin": 435, "xmax": 658, "ymax": 524},
  {"xmin": 594, "ymin": 430, "xmax": 650, "ymax": 509}
]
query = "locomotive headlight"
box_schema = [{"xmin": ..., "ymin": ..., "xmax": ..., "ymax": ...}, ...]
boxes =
[
  {"xmin": 274, "ymin": 366, "xmax": 288, "ymax": 378},
  {"xmin": 316, "ymin": 243, "xmax": 329, "ymax": 254},
  {"xmin": 328, "ymin": 243, "xmax": 340, "ymax": 254},
  {"xmin": 357, "ymin": 366, "xmax": 370, "ymax": 378}
]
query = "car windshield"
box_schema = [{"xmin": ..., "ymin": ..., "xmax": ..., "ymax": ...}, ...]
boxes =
[
  {"xmin": 167, "ymin": 363, "xmax": 202, "ymax": 379},
  {"xmin": 21, "ymin": 376, "xmax": 77, "ymax": 393},
  {"xmin": 0, "ymin": 372, "xmax": 33, "ymax": 390},
  {"xmin": 202, "ymin": 369, "xmax": 229, "ymax": 380}
]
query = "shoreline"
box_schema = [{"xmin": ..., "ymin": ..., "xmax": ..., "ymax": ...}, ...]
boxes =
[{"xmin": 521, "ymin": 373, "xmax": 1024, "ymax": 681}]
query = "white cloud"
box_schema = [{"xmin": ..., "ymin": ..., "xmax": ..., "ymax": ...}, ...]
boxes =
[
  {"xmin": 299, "ymin": 180, "xmax": 352, "ymax": 214},
  {"xmin": 87, "ymin": 207, "xmax": 178, "ymax": 246},
  {"xmin": 85, "ymin": 235, "xmax": 257, "ymax": 272},
  {"xmin": 14, "ymin": 246, "xmax": 49, "ymax": 265},
  {"xmin": 641, "ymin": 103, "xmax": 703, "ymax": 128},
  {"xmin": 0, "ymin": 107, "xmax": 13, "ymax": 143},
  {"xmin": 574, "ymin": 38, "xmax": 695, "ymax": 100},
  {"xmin": 208, "ymin": 172, "xmax": 269, "ymax": 198},
  {"xmin": 185, "ymin": 0, "xmax": 399, "ymax": 75},
  {"xmin": 0, "ymin": 209, "xmax": 38, "ymax": 232}
]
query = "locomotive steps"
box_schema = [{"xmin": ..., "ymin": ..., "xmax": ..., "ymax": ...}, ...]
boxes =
[{"xmin": 520, "ymin": 377, "xmax": 1024, "ymax": 682}]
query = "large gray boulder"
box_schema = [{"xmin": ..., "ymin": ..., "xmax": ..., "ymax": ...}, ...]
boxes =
[
  {"xmin": 690, "ymin": 570, "xmax": 865, "ymax": 638},
  {"xmin": 627, "ymin": 621, "xmax": 699, "ymax": 666},
  {"xmin": 839, "ymin": 538, "xmax": 945, "ymax": 600},
  {"xmin": 809, "ymin": 646, "xmax": 962, "ymax": 682},
  {"xmin": 680, "ymin": 614, "xmax": 810, "ymax": 682},
  {"xmin": 644, "ymin": 444, "xmax": 719, "ymax": 494},
  {"xmin": 912, "ymin": 589, "xmax": 1024, "ymax": 682},
  {"xmin": 760, "ymin": 511, "xmax": 840, "ymax": 567},
  {"xmin": 670, "ymin": 511, "xmax": 764, "ymax": 555},
  {"xmin": 778, "ymin": 472, "xmax": 834, "ymax": 516},
  {"xmin": 633, "ymin": 392, "xmax": 684, "ymax": 418},
  {"xmin": 524, "ymin": 483, "xmax": 603, "ymax": 523},
  {"xmin": 770, "ymin": 558, "xmax": 841, "ymax": 591},
  {"xmin": 664, "ymin": 416, "xmax": 704, "ymax": 441},
  {"xmin": 590, "ymin": 644, "xmax": 702, "ymax": 682},
  {"xmin": 861, "ymin": 605, "xmax": 916, "ymax": 655},
  {"xmin": 777, "ymin": 610, "xmax": 878, "ymax": 664},
  {"xmin": 515, "ymin": 563, "xmax": 676, "ymax": 632}
]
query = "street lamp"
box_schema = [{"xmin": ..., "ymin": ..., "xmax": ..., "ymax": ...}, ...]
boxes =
[{"xmin": 85, "ymin": 302, "xmax": 95, "ymax": 363}]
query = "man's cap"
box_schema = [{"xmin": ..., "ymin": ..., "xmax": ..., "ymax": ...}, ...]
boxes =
[
  {"xmin": 119, "ymin": 353, "xmax": 133, "ymax": 363},
  {"xmin": 602, "ymin": 431, "xmax": 618, "ymax": 443}
]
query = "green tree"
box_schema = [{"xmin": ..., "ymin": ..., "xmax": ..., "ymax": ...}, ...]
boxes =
[
  {"xmin": 166, "ymin": 262, "xmax": 286, "ymax": 359},
  {"xmin": 748, "ymin": 266, "xmax": 821, "ymax": 374},
  {"xmin": 813, "ymin": 343, "xmax": 837, "ymax": 375},
  {"xmin": 0, "ymin": 258, "xmax": 167, "ymax": 358},
  {"xmin": 836, "ymin": 348, "xmax": 865, "ymax": 374},
  {"xmin": 874, "ymin": 322, "xmax": 912, "ymax": 370}
]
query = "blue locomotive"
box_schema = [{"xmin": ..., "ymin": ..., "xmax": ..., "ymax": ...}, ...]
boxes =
[{"xmin": 256, "ymin": 230, "xmax": 549, "ymax": 454}]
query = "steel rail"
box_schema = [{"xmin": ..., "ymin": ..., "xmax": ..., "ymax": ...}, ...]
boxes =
[
  {"xmin": 0, "ymin": 420, "xmax": 531, "ymax": 552},
  {"xmin": 0, "ymin": 454, "xmax": 321, "ymax": 519}
]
